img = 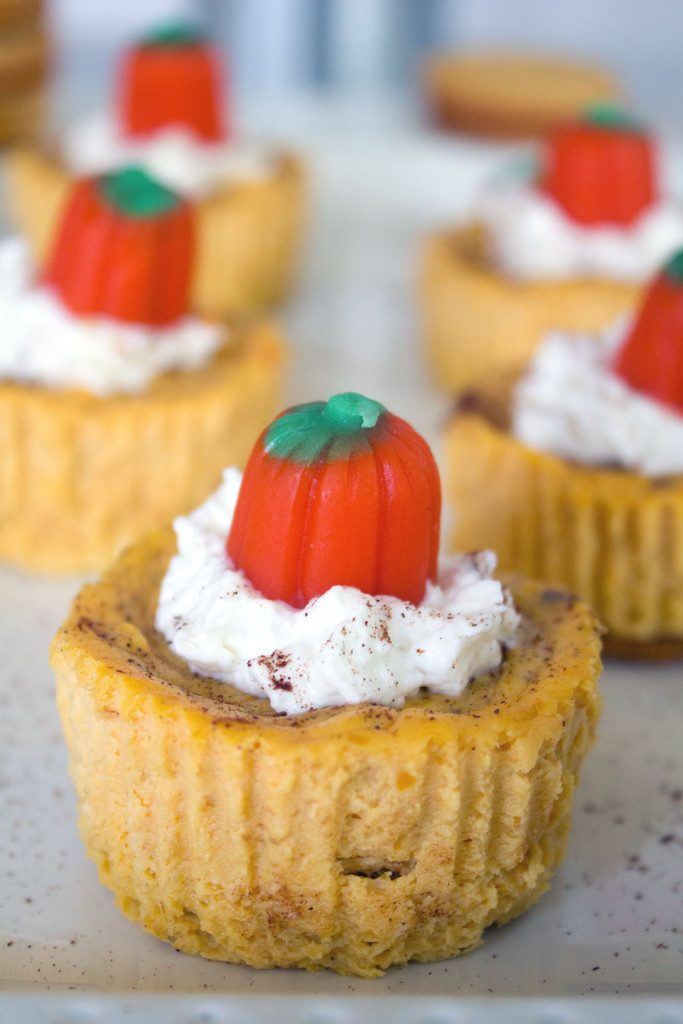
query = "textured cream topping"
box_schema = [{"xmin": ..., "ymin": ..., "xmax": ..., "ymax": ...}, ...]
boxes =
[
  {"xmin": 156, "ymin": 468, "xmax": 521, "ymax": 715},
  {"xmin": 476, "ymin": 184, "xmax": 683, "ymax": 282},
  {"xmin": 64, "ymin": 114, "xmax": 277, "ymax": 199},
  {"xmin": 513, "ymin": 318, "xmax": 683, "ymax": 476},
  {"xmin": 0, "ymin": 236, "xmax": 224, "ymax": 396}
]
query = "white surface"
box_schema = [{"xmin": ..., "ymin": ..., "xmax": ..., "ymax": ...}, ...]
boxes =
[{"xmin": 1, "ymin": 109, "xmax": 682, "ymax": 1020}]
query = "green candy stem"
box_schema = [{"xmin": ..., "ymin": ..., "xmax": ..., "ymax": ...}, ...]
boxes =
[
  {"xmin": 98, "ymin": 166, "xmax": 180, "ymax": 219},
  {"xmin": 663, "ymin": 249, "xmax": 683, "ymax": 284},
  {"xmin": 142, "ymin": 21, "xmax": 206, "ymax": 48},
  {"xmin": 583, "ymin": 102, "xmax": 643, "ymax": 133},
  {"xmin": 265, "ymin": 392, "xmax": 387, "ymax": 463},
  {"xmin": 322, "ymin": 392, "xmax": 384, "ymax": 431}
]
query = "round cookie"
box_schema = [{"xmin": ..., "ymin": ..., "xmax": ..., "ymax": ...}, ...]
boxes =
[
  {"xmin": 0, "ymin": 0, "xmax": 47, "ymax": 144},
  {"xmin": 0, "ymin": 85, "xmax": 43, "ymax": 144},
  {"xmin": 0, "ymin": 23, "xmax": 48, "ymax": 93},
  {"xmin": 423, "ymin": 52, "xmax": 623, "ymax": 139},
  {"xmin": 0, "ymin": 0, "xmax": 43, "ymax": 29}
]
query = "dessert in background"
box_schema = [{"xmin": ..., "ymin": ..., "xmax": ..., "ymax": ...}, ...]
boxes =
[
  {"xmin": 0, "ymin": 0, "xmax": 48, "ymax": 144},
  {"xmin": 0, "ymin": 165, "xmax": 286, "ymax": 573},
  {"xmin": 52, "ymin": 392, "xmax": 601, "ymax": 976},
  {"xmin": 422, "ymin": 51, "xmax": 622, "ymax": 139},
  {"xmin": 5, "ymin": 21, "xmax": 305, "ymax": 317},
  {"xmin": 421, "ymin": 106, "xmax": 683, "ymax": 392},
  {"xmin": 445, "ymin": 249, "xmax": 683, "ymax": 658}
]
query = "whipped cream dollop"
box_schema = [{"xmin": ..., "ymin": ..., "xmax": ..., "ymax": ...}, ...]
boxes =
[
  {"xmin": 0, "ymin": 236, "xmax": 224, "ymax": 396},
  {"xmin": 513, "ymin": 318, "xmax": 683, "ymax": 476},
  {"xmin": 476, "ymin": 184, "xmax": 683, "ymax": 283},
  {"xmin": 64, "ymin": 114, "xmax": 276, "ymax": 199},
  {"xmin": 156, "ymin": 469, "xmax": 520, "ymax": 715}
]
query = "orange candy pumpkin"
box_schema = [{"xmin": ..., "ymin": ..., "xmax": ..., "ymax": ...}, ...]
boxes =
[
  {"xmin": 119, "ymin": 23, "xmax": 227, "ymax": 142},
  {"xmin": 614, "ymin": 249, "xmax": 683, "ymax": 415},
  {"xmin": 542, "ymin": 106, "xmax": 656, "ymax": 226},
  {"xmin": 227, "ymin": 393, "xmax": 442, "ymax": 608},
  {"xmin": 43, "ymin": 166, "xmax": 194, "ymax": 327}
]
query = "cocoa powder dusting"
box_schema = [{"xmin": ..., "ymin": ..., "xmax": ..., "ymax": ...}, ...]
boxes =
[{"xmin": 256, "ymin": 652, "xmax": 294, "ymax": 692}]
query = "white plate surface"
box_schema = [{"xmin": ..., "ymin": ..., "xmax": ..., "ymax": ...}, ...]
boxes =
[{"xmin": 1, "ymin": 98, "xmax": 682, "ymax": 1022}]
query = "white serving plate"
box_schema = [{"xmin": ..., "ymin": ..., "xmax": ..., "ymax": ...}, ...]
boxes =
[{"xmin": 1, "ymin": 99, "xmax": 682, "ymax": 1022}]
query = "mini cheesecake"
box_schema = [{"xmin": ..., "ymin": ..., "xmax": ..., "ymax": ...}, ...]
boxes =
[
  {"xmin": 51, "ymin": 394, "xmax": 601, "ymax": 977},
  {"xmin": 0, "ymin": 167, "xmax": 287, "ymax": 573},
  {"xmin": 445, "ymin": 253, "xmax": 683, "ymax": 657},
  {"xmin": 0, "ymin": 323, "xmax": 285, "ymax": 574},
  {"xmin": 5, "ymin": 22, "xmax": 305, "ymax": 317},
  {"xmin": 421, "ymin": 108, "xmax": 677, "ymax": 393},
  {"xmin": 445, "ymin": 389, "xmax": 683, "ymax": 657}
]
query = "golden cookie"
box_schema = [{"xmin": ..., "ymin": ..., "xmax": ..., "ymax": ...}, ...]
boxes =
[{"xmin": 423, "ymin": 52, "xmax": 622, "ymax": 139}]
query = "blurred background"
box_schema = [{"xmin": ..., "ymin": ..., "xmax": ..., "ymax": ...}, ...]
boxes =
[
  {"xmin": 25, "ymin": 0, "xmax": 683, "ymax": 429},
  {"xmin": 49, "ymin": 0, "xmax": 683, "ymax": 130}
]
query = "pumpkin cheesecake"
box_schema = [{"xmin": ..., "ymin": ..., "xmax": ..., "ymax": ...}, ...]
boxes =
[
  {"xmin": 421, "ymin": 107, "xmax": 683, "ymax": 392},
  {"xmin": 0, "ymin": 166, "xmax": 286, "ymax": 573},
  {"xmin": 5, "ymin": 21, "xmax": 305, "ymax": 317},
  {"xmin": 52, "ymin": 393, "xmax": 602, "ymax": 976},
  {"xmin": 445, "ymin": 250, "xmax": 683, "ymax": 656}
]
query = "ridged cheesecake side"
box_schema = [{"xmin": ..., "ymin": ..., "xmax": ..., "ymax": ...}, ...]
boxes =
[
  {"xmin": 446, "ymin": 408, "xmax": 683, "ymax": 646},
  {"xmin": 420, "ymin": 225, "xmax": 639, "ymax": 393},
  {"xmin": 4, "ymin": 148, "xmax": 306, "ymax": 316},
  {"xmin": 194, "ymin": 153, "xmax": 305, "ymax": 315},
  {"xmin": 0, "ymin": 322, "xmax": 286, "ymax": 573},
  {"xmin": 51, "ymin": 530, "xmax": 601, "ymax": 977}
]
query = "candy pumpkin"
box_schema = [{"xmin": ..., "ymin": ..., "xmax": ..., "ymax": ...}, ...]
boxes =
[
  {"xmin": 541, "ymin": 105, "xmax": 656, "ymax": 226},
  {"xmin": 119, "ymin": 22, "xmax": 227, "ymax": 142},
  {"xmin": 43, "ymin": 166, "xmax": 194, "ymax": 327},
  {"xmin": 614, "ymin": 249, "xmax": 683, "ymax": 415},
  {"xmin": 227, "ymin": 392, "xmax": 441, "ymax": 608}
]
